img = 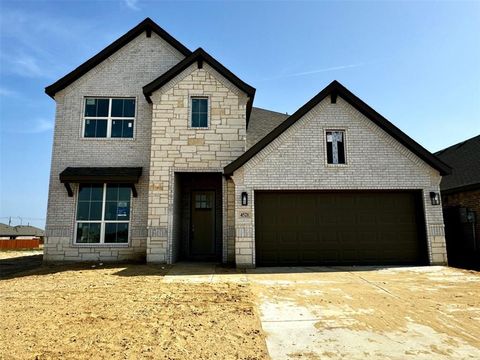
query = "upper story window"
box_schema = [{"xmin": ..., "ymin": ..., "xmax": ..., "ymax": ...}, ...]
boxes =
[
  {"xmin": 84, "ymin": 98, "xmax": 135, "ymax": 138},
  {"xmin": 191, "ymin": 97, "xmax": 208, "ymax": 128},
  {"xmin": 75, "ymin": 183, "xmax": 131, "ymax": 244},
  {"xmin": 326, "ymin": 130, "xmax": 346, "ymax": 164}
]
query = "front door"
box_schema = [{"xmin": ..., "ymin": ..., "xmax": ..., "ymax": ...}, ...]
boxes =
[{"xmin": 190, "ymin": 191, "xmax": 216, "ymax": 258}]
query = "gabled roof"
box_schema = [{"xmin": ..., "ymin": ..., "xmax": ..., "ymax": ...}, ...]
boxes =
[
  {"xmin": 247, "ymin": 107, "xmax": 289, "ymax": 149},
  {"xmin": 143, "ymin": 47, "xmax": 256, "ymax": 123},
  {"xmin": 45, "ymin": 18, "xmax": 191, "ymax": 98},
  {"xmin": 435, "ymin": 134, "xmax": 480, "ymax": 193},
  {"xmin": 224, "ymin": 80, "xmax": 452, "ymax": 176}
]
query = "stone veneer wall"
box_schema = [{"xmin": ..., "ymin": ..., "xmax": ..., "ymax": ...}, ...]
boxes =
[
  {"xmin": 44, "ymin": 33, "xmax": 184, "ymax": 261},
  {"xmin": 225, "ymin": 179, "xmax": 236, "ymax": 262},
  {"xmin": 146, "ymin": 63, "xmax": 248, "ymax": 263},
  {"xmin": 232, "ymin": 96, "xmax": 448, "ymax": 268}
]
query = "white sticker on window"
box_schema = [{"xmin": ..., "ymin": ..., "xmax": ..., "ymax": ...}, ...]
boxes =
[
  {"xmin": 128, "ymin": 122, "xmax": 132, "ymax": 128},
  {"xmin": 117, "ymin": 202, "xmax": 128, "ymax": 217},
  {"xmin": 86, "ymin": 120, "xmax": 90, "ymax": 124},
  {"xmin": 327, "ymin": 134, "xmax": 333, "ymax": 142},
  {"xmin": 86, "ymin": 99, "xmax": 95, "ymax": 105}
]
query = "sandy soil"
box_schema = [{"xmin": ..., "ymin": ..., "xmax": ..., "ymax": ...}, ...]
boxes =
[
  {"xmin": 0, "ymin": 249, "xmax": 43, "ymax": 259},
  {"xmin": 249, "ymin": 266, "xmax": 480, "ymax": 359},
  {"xmin": 0, "ymin": 263, "xmax": 268, "ymax": 360}
]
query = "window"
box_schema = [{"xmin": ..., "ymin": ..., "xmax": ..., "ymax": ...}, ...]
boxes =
[
  {"xmin": 191, "ymin": 97, "xmax": 208, "ymax": 128},
  {"xmin": 195, "ymin": 193, "xmax": 212, "ymax": 209},
  {"xmin": 84, "ymin": 98, "xmax": 135, "ymax": 138},
  {"xmin": 326, "ymin": 130, "xmax": 346, "ymax": 164},
  {"xmin": 75, "ymin": 184, "xmax": 131, "ymax": 244}
]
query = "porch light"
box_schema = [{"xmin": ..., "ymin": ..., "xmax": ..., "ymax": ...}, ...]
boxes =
[
  {"xmin": 241, "ymin": 192, "xmax": 248, "ymax": 206},
  {"xmin": 430, "ymin": 192, "xmax": 440, "ymax": 205}
]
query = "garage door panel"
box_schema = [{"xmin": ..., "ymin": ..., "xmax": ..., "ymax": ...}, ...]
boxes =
[{"xmin": 255, "ymin": 191, "xmax": 427, "ymax": 266}]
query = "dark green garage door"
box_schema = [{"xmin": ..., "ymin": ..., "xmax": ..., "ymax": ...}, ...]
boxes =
[{"xmin": 255, "ymin": 191, "xmax": 428, "ymax": 266}]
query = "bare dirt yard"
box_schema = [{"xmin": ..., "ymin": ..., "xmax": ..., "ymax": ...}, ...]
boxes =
[
  {"xmin": 2, "ymin": 252, "xmax": 480, "ymax": 360},
  {"xmin": 0, "ymin": 257, "xmax": 268, "ymax": 360}
]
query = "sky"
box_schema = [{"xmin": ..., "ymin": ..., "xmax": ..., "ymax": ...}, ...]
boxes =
[{"xmin": 0, "ymin": 0, "xmax": 479, "ymax": 229}]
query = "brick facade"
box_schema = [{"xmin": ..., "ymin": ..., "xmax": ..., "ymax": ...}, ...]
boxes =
[
  {"xmin": 44, "ymin": 33, "xmax": 184, "ymax": 262},
  {"xmin": 443, "ymin": 189, "xmax": 480, "ymax": 243},
  {"xmin": 231, "ymin": 97, "xmax": 448, "ymax": 267},
  {"xmin": 44, "ymin": 22, "xmax": 448, "ymax": 267}
]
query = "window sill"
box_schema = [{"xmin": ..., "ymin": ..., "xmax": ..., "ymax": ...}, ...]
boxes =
[
  {"xmin": 73, "ymin": 242, "xmax": 130, "ymax": 248},
  {"xmin": 80, "ymin": 137, "xmax": 136, "ymax": 141},
  {"xmin": 325, "ymin": 163, "xmax": 349, "ymax": 168}
]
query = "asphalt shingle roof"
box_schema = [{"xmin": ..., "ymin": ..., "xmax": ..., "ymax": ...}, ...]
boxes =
[
  {"xmin": 0, "ymin": 224, "xmax": 45, "ymax": 237},
  {"xmin": 247, "ymin": 107, "xmax": 289, "ymax": 149},
  {"xmin": 435, "ymin": 134, "xmax": 480, "ymax": 192}
]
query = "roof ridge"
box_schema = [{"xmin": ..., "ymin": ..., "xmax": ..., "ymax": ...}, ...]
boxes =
[
  {"xmin": 143, "ymin": 47, "xmax": 256, "ymax": 123},
  {"xmin": 225, "ymin": 80, "xmax": 451, "ymax": 176},
  {"xmin": 435, "ymin": 133, "xmax": 480, "ymax": 154},
  {"xmin": 45, "ymin": 18, "xmax": 191, "ymax": 98},
  {"xmin": 252, "ymin": 107, "xmax": 288, "ymax": 116}
]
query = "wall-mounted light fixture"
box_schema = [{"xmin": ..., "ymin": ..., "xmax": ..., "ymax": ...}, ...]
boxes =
[
  {"xmin": 430, "ymin": 192, "xmax": 440, "ymax": 205},
  {"xmin": 241, "ymin": 192, "xmax": 248, "ymax": 206}
]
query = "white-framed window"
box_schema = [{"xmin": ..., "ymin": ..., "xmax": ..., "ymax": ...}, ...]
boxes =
[
  {"xmin": 83, "ymin": 98, "xmax": 135, "ymax": 138},
  {"xmin": 190, "ymin": 97, "xmax": 209, "ymax": 128},
  {"xmin": 75, "ymin": 183, "xmax": 131, "ymax": 244},
  {"xmin": 326, "ymin": 130, "xmax": 346, "ymax": 164}
]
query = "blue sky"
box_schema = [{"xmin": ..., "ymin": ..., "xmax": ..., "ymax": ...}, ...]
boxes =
[{"xmin": 0, "ymin": 0, "xmax": 479, "ymax": 228}]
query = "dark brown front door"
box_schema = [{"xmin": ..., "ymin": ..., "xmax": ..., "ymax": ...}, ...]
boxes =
[
  {"xmin": 190, "ymin": 191, "xmax": 216, "ymax": 258},
  {"xmin": 255, "ymin": 191, "xmax": 428, "ymax": 266}
]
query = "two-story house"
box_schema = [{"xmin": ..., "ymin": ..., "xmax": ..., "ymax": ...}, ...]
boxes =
[{"xmin": 44, "ymin": 18, "xmax": 451, "ymax": 268}]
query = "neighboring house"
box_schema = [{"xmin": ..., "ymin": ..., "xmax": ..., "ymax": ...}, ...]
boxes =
[
  {"xmin": 0, "ymin": 224, "xmax": 45, "ymax": 240},
  {"xmin": 435, "ymin": 135, "xmax": 480, "ymax": 267},
  {"xmin": 43, "ymin": 18, "xmax": 451, "ymax": 267},
  {"xmin": 0, "ymin": 224, "xmax": 44, "ymax": 249}
]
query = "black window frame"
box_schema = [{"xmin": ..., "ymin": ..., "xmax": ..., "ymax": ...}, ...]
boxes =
[
  {"xmin": 326, "ymin": 130, "xmax": 346, "ymax": 165},
  {"xmin": 190, "ymin": 97, "xmax": 209, "ymax": 128}
]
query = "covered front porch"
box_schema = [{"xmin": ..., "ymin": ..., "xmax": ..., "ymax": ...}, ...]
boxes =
[{"xmin": 171, "ymin": 172, "xmax": 223, "ymax": 263}]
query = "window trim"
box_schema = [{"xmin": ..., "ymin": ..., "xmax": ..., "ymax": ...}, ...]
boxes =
[
  {"xmin": 73, "ymin": 183, "xmax": 132, "ymax": 246},
  {"xmin": 81, "ymin": 97, "xmax": 137, "ymax": 140},
  {"xmin": 189, "ymin": 96, "xmax": 210, "ymax": 129},
  {"xmin": 324, "ymin": 129, "xmax": 348, "ymax": 166}
]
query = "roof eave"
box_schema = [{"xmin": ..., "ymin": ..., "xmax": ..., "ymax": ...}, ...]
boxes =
[
  {"xmin": 224, "ymin": 80, "xmax": 452, "ymax": 177},
  {"xmin": 143, "ymin": 48, "xmax": 256, "ymax": 121},
  {"xmin": 45, "ymin": 18, "xmax": 191, "ymax": 99}
]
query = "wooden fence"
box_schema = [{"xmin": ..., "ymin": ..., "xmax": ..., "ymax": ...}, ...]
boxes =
[{"xmin": 0, "ymin": 239, "xmax": 40, "ymax": 249}]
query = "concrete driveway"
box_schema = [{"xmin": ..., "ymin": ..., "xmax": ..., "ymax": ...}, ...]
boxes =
[{"xmin": 247, "ymin": 266, "xmax": 480, "ymax": 360}]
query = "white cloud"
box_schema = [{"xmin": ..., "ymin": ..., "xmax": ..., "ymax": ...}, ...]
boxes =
[
  {"xmin": 123, "ymin": 0, "xmax": 140, "ymax": 10},
  {"xmin": 0, "ymin": 9, "xmax": 96, "ymax": 79},
  {"xmin": 286, "ymin": 63, "xmax": 366, "ymax": 77},
  {"xmin": 261, "ymin": 62, "xmax": 370, "ymax": 81},
  {"xmin": 12, "ymin": 54, "xmax": 44, "ymax": 77},
  {"xmin": 7, "ymin": 118, "xmax": 54, "ymax": 134},
  {"xmin": 0, "ymin": 87, "xmax": 17, "ymax": 97}
]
